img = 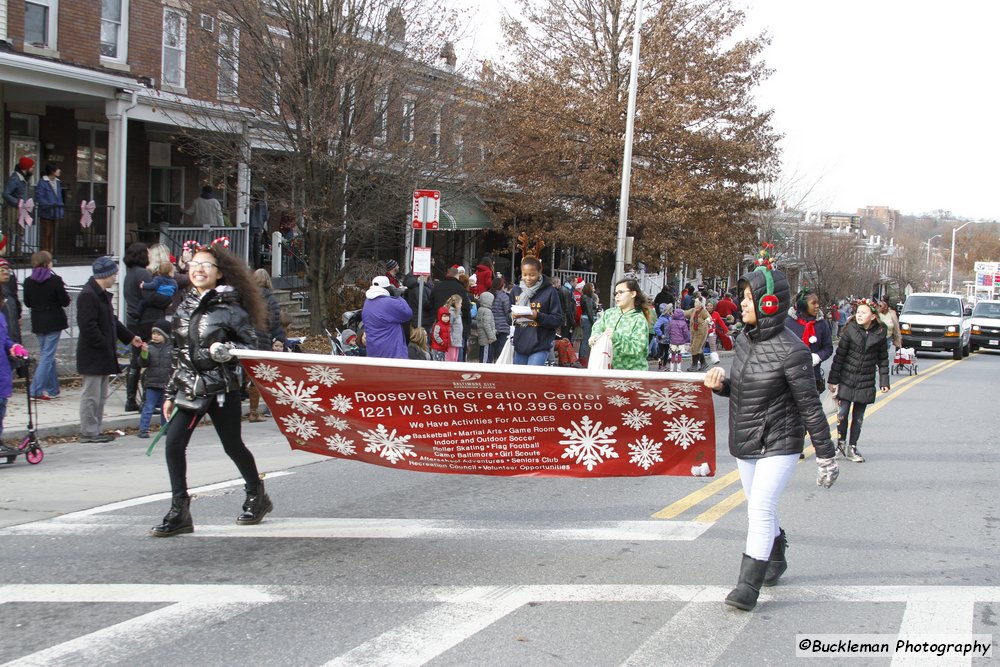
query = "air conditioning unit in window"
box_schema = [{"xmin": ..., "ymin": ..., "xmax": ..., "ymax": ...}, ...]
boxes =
[{"xmin": 200, "ymin": 14, "xmax": 215, "ymax": 32}]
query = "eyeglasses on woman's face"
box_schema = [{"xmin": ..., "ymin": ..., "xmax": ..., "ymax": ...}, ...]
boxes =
[
  {"xmin": 189, "ymin": 260, "xmax": 218, "ymax": 271},
  {"xmin": 614, "ymin": 289, "xmax": 632, "ymax": 296}
]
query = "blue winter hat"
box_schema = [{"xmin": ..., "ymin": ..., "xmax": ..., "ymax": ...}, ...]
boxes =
[{"xmin": 92, "ymin": 256, "xmax": 119, "ymax": 279}]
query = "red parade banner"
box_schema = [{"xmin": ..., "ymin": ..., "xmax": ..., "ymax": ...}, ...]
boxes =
[{"xmin": 235, "ymin": 351, "xmax": 716, "ymax": 478}]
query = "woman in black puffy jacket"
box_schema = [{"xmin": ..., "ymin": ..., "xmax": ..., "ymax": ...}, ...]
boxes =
[
  {"xmin": 704, "ymin": 257, "xmax": 838, "ymax": 612},
  {"xmin": 827, "ymin": 298, "xmax": 889, "ymax": 463},
  {"xmin": 150, "ymin": 245, "xmax": 268, "ymax": 537}
]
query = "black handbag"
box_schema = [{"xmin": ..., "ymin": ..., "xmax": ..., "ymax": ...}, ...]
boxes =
[{"xmin": 173, "ymin": 394, "xmax": 214, "ymax": 415}]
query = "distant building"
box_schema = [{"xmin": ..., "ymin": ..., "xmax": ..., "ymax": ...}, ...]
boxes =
[{"xmin": 858, "ymin": 205, "xmax": 900, "ymax": 232}]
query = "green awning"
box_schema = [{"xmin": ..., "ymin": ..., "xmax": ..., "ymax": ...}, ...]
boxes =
[{"xmin": 439, "ymin": 192, "xmax": 492, "ymax": 231}]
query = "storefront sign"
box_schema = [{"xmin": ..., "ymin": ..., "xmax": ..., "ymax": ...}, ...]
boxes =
[{"xmin": 236, "ymin": 351, "xmax": 716, "ymax": 478}]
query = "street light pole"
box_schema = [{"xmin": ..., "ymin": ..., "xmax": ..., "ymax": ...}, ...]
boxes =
[
  {"xmin": 613, "ymin": 0, "xmax": 644, "ymax": 292},
  {"xmin": 925, "ymin": 234, "xmax": 941, "ymax": 265},
  {"xmin": 948, "ymin": 222, "xmax": 973, "ymax": 293}
]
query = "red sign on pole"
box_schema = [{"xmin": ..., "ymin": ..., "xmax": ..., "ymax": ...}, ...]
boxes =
[
  {"xmin": 412, "ymin": 189, "xmax": 440, "ymax": 230},
  {"xmin": 239, "ymin": 352, "xmax": 717, "ymax": 478}
]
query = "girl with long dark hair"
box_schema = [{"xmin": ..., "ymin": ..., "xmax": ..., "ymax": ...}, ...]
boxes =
[
  {"xmin": 588, "ymin": 278, "xmax": 652, "ymax": 371},
  {"xmin": 151, "ymin": 245, "xmax": 269, "ymax": 537}
]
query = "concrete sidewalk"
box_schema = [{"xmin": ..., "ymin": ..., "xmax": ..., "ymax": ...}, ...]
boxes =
[{"xmin": 4, "ymin": 385, "xmax": 161, "ymax": 442}]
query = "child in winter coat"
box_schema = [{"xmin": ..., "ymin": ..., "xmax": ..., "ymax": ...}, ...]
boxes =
[
  {"xmin": 137, "ymin": 320, "xmax": 173, "ymax": 437},
  {"xmin": 476, "ymin": 291, "xmax": 497, "ymax": 363},
  {"xmin": 445, "ymin": 294, "xmax": 463, "ymax": 362},
  {"xmin": 408, "ymin": 326, "xmax": 431, "ymax": 361},
  {"xmin": 665, "ymin": 308, "xmax": 691, "ymax": 372},
  {"xmin": 653, "ymin": 303, "xmax": 673, "ymax": 369},
  {"xmin": 430, "ymin": 305, "xmax": 451, "ymax": 362}
]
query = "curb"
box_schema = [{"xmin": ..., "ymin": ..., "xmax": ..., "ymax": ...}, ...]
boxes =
[{"xmin": 7, "ymin": 415, "xmax": 142, "ymax": 442}]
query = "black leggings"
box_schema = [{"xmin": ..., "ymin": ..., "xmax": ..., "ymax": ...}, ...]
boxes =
[
  {"xmin": 165, "ymin": 390, "xmax": 260, "ymax": 498},
  {"xmin": 836, "ymin": 400, "xmax": 869, "ymax": 446}
]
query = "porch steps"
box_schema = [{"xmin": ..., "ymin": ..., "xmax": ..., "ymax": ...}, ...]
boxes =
[{"xmin": 273, "ymin": 289, "xmax": 311, "ymax": 331}]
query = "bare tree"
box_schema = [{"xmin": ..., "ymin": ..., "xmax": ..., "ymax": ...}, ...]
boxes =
[
  {"xmin": 481, "ymin": 0, "xmax": 780, "ymax": 285},
  {"xmin": 171, "ymin": 0, "xmax": 486, "ymax": 331}
]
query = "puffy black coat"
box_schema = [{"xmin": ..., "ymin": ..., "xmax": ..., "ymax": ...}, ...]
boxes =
[
  {"xmin": 76, "ymin": 277, "xmax": 137, "ymax": 375},
  {"xmin": 140, "ymin": 340, "xmax": 173, "ymax": 389},
  {"xmin": 828, "ymin": 319, "xmax": 889, "ymax": 404},
  {"xmin": 166, "ymin": 287, "xmax": 258, "ymax": 400},
  {"xmin": 714, "ymin": 268, "xmax": 835, "ymax": 460},
  {"xmin": 23, "ymin": 272, "xmax": 70, "ymax": 334}
]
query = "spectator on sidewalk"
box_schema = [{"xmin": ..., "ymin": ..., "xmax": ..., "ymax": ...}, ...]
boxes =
[
  {"xmin": 0, "ymin": 259, "xmax": 25, "ymax": 381},
  {"xmin": 23, "ymin": 250, "xmax": 70, "ymax": 400},
  {"xmin": 362, "ymin": 275, "xmax": 412, "ymax": 359},
  {"xmin": 137, "ymin": 320, "xmax": 172, "ymax": 438},
  {"xmin": 77, "ymin": 257, "xmax": 142, "ymax": 443},
  {"xmin": 122, "ymin": 243, "xmax": 150, "ymax": 412},
  {"xmin": 0, "ymin": 310, "xmax": 28, "ymax": 457}
]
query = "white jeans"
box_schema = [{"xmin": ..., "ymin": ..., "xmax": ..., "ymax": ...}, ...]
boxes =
[{"xmin": 736, "ymin": 454, "xmax": 800, "ymax": 560}]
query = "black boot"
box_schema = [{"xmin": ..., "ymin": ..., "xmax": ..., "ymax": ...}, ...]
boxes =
[
  {"xmin": 237, "ymin": 482, "xmax": 273, "ymax": 525},
  {"xmin": 763, "ymin": 529, "xmax": 788, "ymax": 587},
  {"xmin": 124, "ymin": 366, "xmax": 141, "ymax": 412},
  {"xmin": 150, "ymin": 497, "xmax": 193, "ymax": 537},
  {"xmin": 724, "ymin": 554, "xmax": 770, "ymax": 611}
]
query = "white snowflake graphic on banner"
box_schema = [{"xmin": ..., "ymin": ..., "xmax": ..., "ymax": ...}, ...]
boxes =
[
  {"xmin": 268, "ymin": 377, "xmax": 323, "ymax": 414},
  {"xmin": 603, "ymin": 379, "xmax": 642, "ymax": 392},
  {"xmin": 558, "ymin": 416, "xmax": 619, "ymax": 471},
  {"xmin": 305, "ymin": 365, "xmax": 344, "ymax": 387},
  {"xmin": 329, "ymin": 394, "xmax": 354, "ymax": 413},
  {"xmin": 250, "ymin": 363, "xmax": 281, "ymax": 383},
  {"xmin": 281, "ymin": 413, "xmax": 320, "ymax": 440},
  {"xmin": 323, "ymin": 415, "xmax": 349, "ymax": 430},
  {"xmin": 638, "ymin": 387, "xmax": 698, "ymax": 414},
  {"xmin": 670, "ymin": 382, "xmax": 702, "ymax": 394},
  {"xmin": 628, "ymin": 435, "xmax": 664, "ymax": 470},
  {"xmin": 607, "ymin": 395, "xmax": 630, "ymax": 407},
  {"xmin": 324, "ymin": 434, "xmax": 356, "ymax": 455},
  {"xmin": 361, "ymin": 424, "xmax": 415, "ymax": 464},
  {"xmin": 622, "ymin": 409, "xmax": 653, "ymax": 430},
  {"xmin": 663, "ymin": 414, "xmax": 707, "ymax": 449}
]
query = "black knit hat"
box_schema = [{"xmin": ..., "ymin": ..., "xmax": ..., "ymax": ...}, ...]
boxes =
[{"xmin": 151, "ymin": 319, "xmax": 172, "ymax": 338}]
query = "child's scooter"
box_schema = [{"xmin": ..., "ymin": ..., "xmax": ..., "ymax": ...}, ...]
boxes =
[{"xmin": 1, "ymin": 358, "xmax": 44, "ymax": 465}]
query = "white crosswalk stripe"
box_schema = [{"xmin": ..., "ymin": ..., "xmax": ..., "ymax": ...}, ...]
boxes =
[{"xmin": 1, "ymin": 584, "xmax": 996, "ymax": 666}]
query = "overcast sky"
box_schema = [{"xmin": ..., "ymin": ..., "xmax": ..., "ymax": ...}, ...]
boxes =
[{"xmin": 456, "ymin": 0, "xmax": 1000, "ymax": 221}]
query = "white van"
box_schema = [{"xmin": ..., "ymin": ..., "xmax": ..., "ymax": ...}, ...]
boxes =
[
  {"xmin": 969, "ymin": 300, "xmax": 1000, "ymax": 352},
  {"xmin": 898, "ymin": 292, "xmax": 971, "ymax": 361}
]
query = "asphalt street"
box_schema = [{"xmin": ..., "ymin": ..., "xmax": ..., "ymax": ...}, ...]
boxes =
[{"xmin": 0, "ymin": 350, "xmax": 997, "ymax": 665}]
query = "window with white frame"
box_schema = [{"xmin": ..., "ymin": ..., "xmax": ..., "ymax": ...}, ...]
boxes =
[
  {"xmin": 217, "ymin": 21, "xmax": 239, "ymax": 99},
  {"xmin": 374, "ymin": 88, "xmax": 388, "ymax": 145},
  {"xmin": 401, "ymin": 98, "xmax": 414, "ymax": 144},
  {"xmin": 100, "ymin": 0, "xmax": 128, "ymax": 61},
  {"xmin": 162, "ymin": 8, "xmax": 187, "ymax": 88},
  {"xmin": 24, "ymin": 0, "xmax": 58, "ymax": 49}
]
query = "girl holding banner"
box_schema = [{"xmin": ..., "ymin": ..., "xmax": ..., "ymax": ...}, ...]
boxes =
[
  {"xmin": 703, "ymin": 249, "xmax": 838, "ymax": 612},
  {"xmin": 150, "ymin": 244, "xmax": 270, "ymax": 537},
  {"xmin": 588, "ymin": 278, "xmax": 653, "ymax": 371}
]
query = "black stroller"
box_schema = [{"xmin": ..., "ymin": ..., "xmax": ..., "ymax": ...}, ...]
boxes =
[{"xmin": 1, "ymin": 358, "xmax": 44, "ymax": 465}]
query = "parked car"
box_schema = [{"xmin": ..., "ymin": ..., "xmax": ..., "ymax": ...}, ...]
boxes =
[
  {"xmin": 969, "ymin": 300, "xmax": 1000, "ymax": 352},
  {"xmin": 898, "ymin": 292, "xmax": 971, "ymax": 361}
]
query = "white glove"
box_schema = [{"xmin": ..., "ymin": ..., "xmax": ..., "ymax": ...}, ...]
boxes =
[
  {"xmin": 210, "ymin": 341, "xmax": 234, "ymax": 362},
  {"xmin": 816, "ymin": 457, "xmax": 839, "ymax": 489},
  {"xmin": 811, "ymin": 353, "xmax": 821, "ymax": 366}
]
